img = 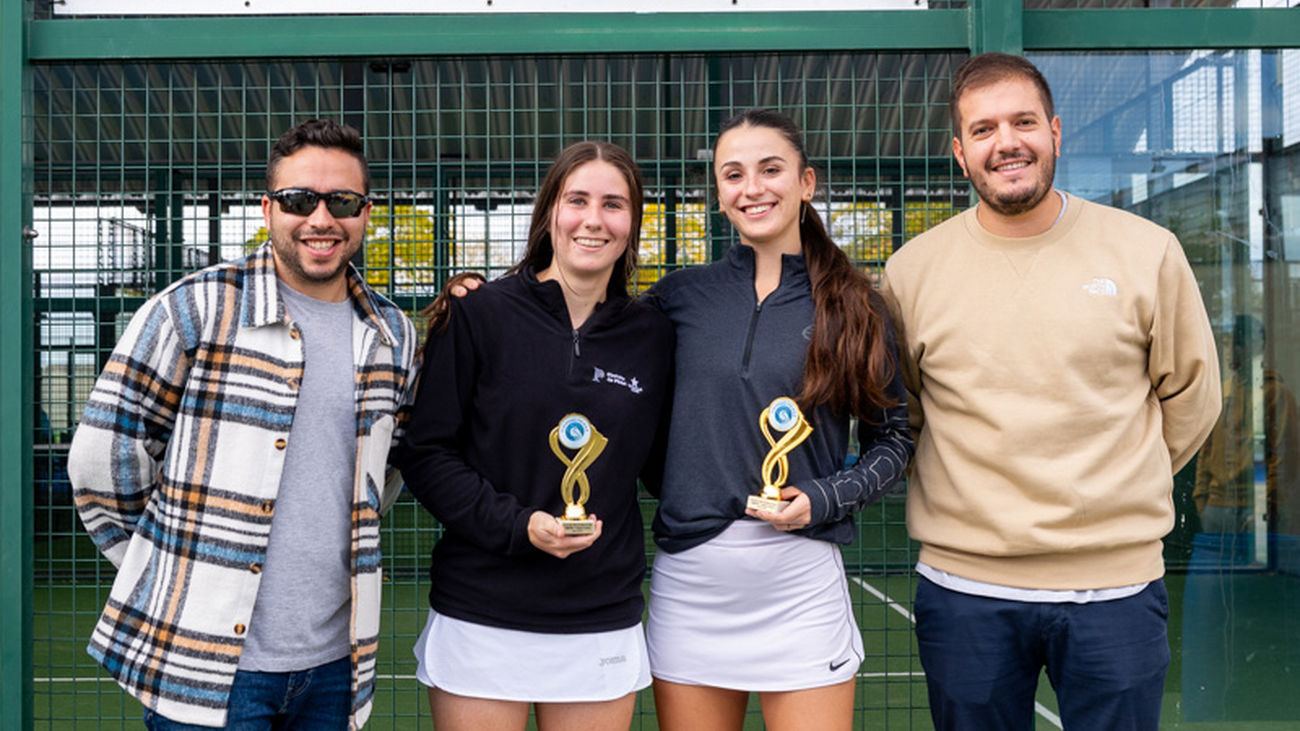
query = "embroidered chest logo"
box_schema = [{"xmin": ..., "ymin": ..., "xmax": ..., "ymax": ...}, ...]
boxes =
[
  {"xmin": 592, "ymin": 367, "xmax": 644, "ymax": 394},
  {"xmin": 1082, "ymin": 277, "xmax": 1118, "ymax": 297}
]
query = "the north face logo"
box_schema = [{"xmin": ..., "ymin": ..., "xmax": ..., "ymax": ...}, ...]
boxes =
[{"xmin": 1082, "ymin": 277, "xmax": 1118, "ymax": 297}]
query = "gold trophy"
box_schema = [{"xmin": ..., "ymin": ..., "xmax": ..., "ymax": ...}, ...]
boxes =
[
  {"xmin": 549, "ymin": 413, "xmax": 608, "ymax": 536},
  {"xmin": 747, "ymin": 397, "xmax": 813, "ymax": 513}
]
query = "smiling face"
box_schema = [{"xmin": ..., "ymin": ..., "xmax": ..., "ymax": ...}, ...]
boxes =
[
  {"xmin": 261, "ymin": 145, "xmax": 371, "ymax": 302},
  {"xmin": 953, "ymin": 76, "xmax": 1062, "ymax": 226},
  {"xmin": 714, "ymin": 123, "xmax": 816, "ymax": 255},
  {"xmin": 542, "ymin": 159, "xmax": 633, "ymax": 286}
]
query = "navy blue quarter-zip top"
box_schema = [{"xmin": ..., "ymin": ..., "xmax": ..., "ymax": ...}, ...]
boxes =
[
  {"xmin": 741, "ymin": 300, "xmax": 762, "ymax": 376},
  {"xmin": 645, "ymin": 243, "xmax": 913, "ymax": 553}
]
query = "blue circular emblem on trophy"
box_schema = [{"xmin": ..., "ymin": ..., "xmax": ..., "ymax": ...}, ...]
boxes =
[
  {"xmin": 768, "ymin": 397, "xmax": 800, "ymax": 432},
  {"xmin": 558, "ymin": 414, "xmax": 593, "ymax": 450}
]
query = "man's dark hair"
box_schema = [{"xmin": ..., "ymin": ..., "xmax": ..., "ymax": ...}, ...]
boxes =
[
  {"xmin": 266, "ymin": 119, "xmax": 370, "ymax": 194},
  {"xmin": 950, "ymin": 53, "xmax": 1055, "ymax": 138}
]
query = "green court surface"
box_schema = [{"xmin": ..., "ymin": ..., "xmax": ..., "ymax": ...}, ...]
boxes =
[{"xmin": 31, "ymin": 494, "xmax": 1300, "ymax": 729}]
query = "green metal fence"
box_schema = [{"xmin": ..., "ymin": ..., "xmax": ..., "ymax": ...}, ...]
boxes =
[{"xmin": 29, "ymin": 51, "xmax": 964, "ymax": 729}]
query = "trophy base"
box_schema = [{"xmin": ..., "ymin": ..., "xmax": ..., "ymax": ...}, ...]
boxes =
[
  {"xmin": 746, "ymin": 495, "xmax": 789, "ymax": 513},
  {"xmin": 559, "ymin": 518, "xmax": 596, "ymax": 536}
]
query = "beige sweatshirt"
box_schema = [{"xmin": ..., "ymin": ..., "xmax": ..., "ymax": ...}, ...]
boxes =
[{"xmin": 882, "ymin": 193, "xmax": 1221, "ymax": 590}]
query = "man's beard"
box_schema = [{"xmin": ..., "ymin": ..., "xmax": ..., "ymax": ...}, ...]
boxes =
[{"xmin": 973, "ymin": 152, "xmax": 1055, "ymax": 217}]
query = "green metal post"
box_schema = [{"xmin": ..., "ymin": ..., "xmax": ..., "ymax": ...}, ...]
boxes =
[
  {"xmin": 153, "ymin": 192, "xmax": 171, "ymax": 294},
  {"xmin": 0, "ymin": 0, "xmax": 33, "ymax": 726},
  {"xmin": 706, "ymin": 56, "xmax": 726, "ymax": 263},
  {"xmin": 970, "ymin": 0, "xmax": 1024, "ymax": 57},
  {"xmin": 963, "ymin": 0, "xmax": 1023, "ymax": 212},
  {"xmin": 435, "ymin": 165, "xmax": 450, "ymax": 290}
]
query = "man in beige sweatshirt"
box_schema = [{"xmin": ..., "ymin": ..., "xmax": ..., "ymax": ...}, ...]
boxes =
[{"xmin": 882, "ymin": 53, "xmax": 1221, "ymax": 731}]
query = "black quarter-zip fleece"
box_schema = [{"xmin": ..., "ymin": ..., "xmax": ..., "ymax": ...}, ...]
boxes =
[{"xmin": 396, "ymin": 267, "xmax": 674, "ymax": 633}]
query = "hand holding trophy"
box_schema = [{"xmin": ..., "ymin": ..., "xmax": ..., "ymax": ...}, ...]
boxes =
[
  {"xmin": 549, "ymin": 413, "xmax": 608, "ymax": 535},
  {"xmin": 746, "ymin": 397, "xmax": 814, "ymax": 513}
]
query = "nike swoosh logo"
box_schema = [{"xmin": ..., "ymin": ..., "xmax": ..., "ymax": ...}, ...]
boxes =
[{"xmin": 829, "ymin": 659, "xmax": 851, "ymax": 672}]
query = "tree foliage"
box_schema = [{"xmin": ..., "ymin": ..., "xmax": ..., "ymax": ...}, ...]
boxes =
[{"xmin": 244, "ymin": 199, "xmax": 956, "ymax": 293}]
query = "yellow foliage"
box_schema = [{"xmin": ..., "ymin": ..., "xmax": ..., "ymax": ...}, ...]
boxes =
[
  {"xmin": 829, "ymin": 201, "xmax": 893, "ymax": 264},
  {"xmin": 634, "ymin": 202, "xmax": 710, "ymax": 292},
  {"xmin": 903, "ymin": 201, "xmax": 958, "ymax": 238},
  {"xmin": 827, "ymin": 200, "xmax": 960, "ymax": 266},
  {"xmin": 364, "ymin": 204, "xmax": 439, "ymax": 288},
  {"xmin": 242, "ymin": 199, "xmax": 958, "ymax": 294}
]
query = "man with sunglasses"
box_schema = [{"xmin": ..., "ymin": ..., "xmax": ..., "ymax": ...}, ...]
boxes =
[{"xmin": 69, "ymin": 119, "xmax": 418, "ymax": 730}]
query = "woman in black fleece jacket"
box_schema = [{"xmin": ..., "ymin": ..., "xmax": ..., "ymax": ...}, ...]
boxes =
[{"xmin": 395, "ymin": 142, "xmax": 673, "ymax": 731}]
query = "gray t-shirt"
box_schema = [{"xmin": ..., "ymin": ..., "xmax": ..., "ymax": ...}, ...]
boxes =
[{"xmin": 239, "ymin": 283, "xmax": 357, "ymax": 671}]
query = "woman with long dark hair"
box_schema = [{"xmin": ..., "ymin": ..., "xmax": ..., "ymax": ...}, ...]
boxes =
[
  {"xmin": 644, "ymin": 109, "xmax": 913, "ymax": 730},
  {"xmin": 395, "ymin": 141, "xmax": 674, "ymax": 731}
]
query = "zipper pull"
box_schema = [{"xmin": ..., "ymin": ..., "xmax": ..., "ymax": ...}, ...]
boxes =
[{"xmin": 572, "ymin": 329, "xmax": 581, "ymax": 358}]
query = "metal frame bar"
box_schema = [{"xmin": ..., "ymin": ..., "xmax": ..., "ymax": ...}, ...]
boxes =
[
  {"xmin": 1025, "ymin": 8, "xmax": 1300, "ymax": 50},
  {"xmin": 26, "ymin": 8, "xmax": 1300, "ymax": 61},
  {"xmin": 28, "ymin": 11, "xmax": 971, "ymax": 60},
  {"xmin": 972, "ymin": 0, "xmax": 1023, "ymax": 56},
  {"xmin": 1, "ymin": 0, "xmax": 33, "ymax": 728}
]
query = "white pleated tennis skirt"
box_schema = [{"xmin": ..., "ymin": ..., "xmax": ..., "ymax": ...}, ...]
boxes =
[
  {"xmin": 647, "ymin": 519, "xmax": 863, "ymax": 691},
  {"xmin": 412, "ymin": 608, "xmax": 651, "ymax": 702}
]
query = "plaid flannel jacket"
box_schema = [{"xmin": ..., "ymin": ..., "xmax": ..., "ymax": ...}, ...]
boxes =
[{"xmin": 69, "ymin": 244, "xmax": 417, "ymax": 729}]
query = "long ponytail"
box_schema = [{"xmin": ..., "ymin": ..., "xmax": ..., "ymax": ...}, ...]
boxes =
[{"xmin": 796, "ymin": 198, "xmax": 897, "ymax": 421}]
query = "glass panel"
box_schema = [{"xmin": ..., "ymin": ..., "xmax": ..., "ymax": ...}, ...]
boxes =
[{"xmin": 1033, "ymin": 49, "xmax": 1300, "ymax": 726}]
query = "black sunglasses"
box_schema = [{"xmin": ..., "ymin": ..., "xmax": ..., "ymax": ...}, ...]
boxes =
[{"xmin": 267, "ymin": 188, "xmax": 370, "ymax": 218}]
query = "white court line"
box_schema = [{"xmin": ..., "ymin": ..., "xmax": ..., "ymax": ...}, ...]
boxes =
[
  {"xmin": 852, "ymin": 574, "xmax": 916, "ymax": 622},
  {"xmin": 1035, "ymin": 702, "xmax": 1063, "ymax": 727},
  {"xmin": 850, "ymin": 576, "xmax": 1065, "ymax": 730}
]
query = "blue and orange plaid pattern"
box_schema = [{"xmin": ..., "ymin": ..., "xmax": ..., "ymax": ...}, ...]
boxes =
[{"xmin": 69, "ymin": 243, "xmax": 418, "ymax": 728}]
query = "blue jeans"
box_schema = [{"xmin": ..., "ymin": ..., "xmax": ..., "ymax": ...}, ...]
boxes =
[
  {"xmin": 143, "ymin": 655, "xmax": 351, "ymax": 731},
  {"xmin": 914, "ymin": 576, "xmax": 1170, "ymax": 731}
]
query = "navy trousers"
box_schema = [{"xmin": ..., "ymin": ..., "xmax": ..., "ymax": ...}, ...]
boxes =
[{"xmin": 914, "ymin": 576, "xmax": 1170, "ymax": 731}]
